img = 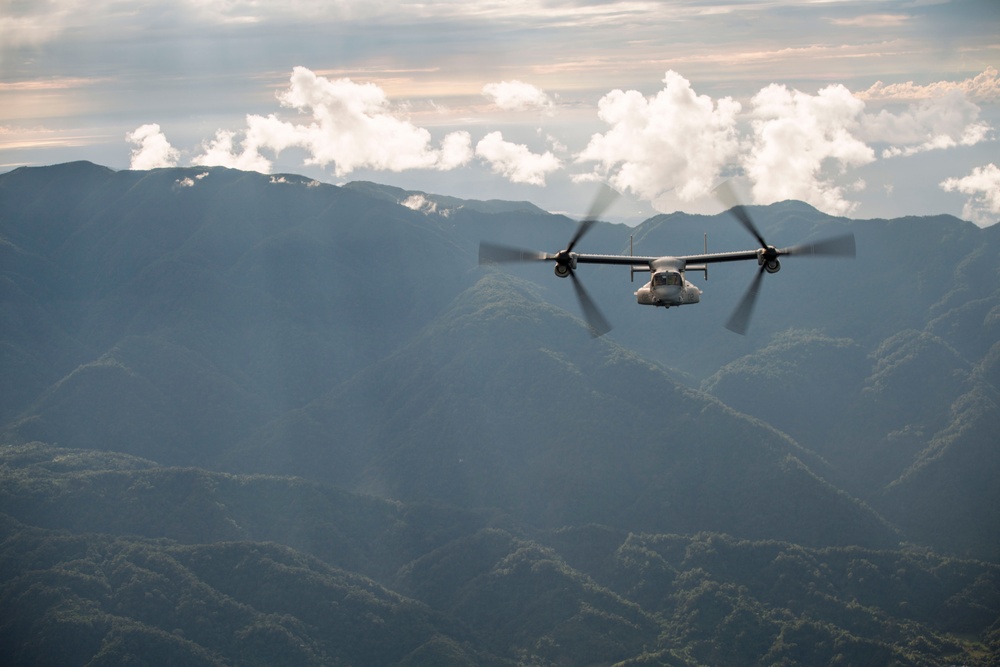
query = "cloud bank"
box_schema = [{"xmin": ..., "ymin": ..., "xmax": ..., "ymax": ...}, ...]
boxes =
[
  {"xmin": 859, "ymin": 67, "xmax": 1000, "ymax": 103},
  {"xmin": 576, "ymin": 69, "xmax": 994, "ymax": 216},
  {"xmin": 863, "ymin": 91, "xmax": 992, "ymax": 159},
  {"xmin": 126, "ymin": 67, "xmax": 996, "ymax": 222},
  {"xmin": 190, "ymin": 67, "xmax": 473, "ymax": 176},
  {"xmin": 183, "ymin": 69, "xmax": 563, "ymax": 186}
]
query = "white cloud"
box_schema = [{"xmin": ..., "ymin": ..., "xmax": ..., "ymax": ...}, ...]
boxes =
[
  {"xmin": 277, "ymin": 67, "xmax": 473, "ymax": 174},
  {"xmin": 575, "ymin": 69, "xmax": 997, "ymax": 216},
  {"xmin": 127, "ymin": 66, "xmax": 998, "ymax": 221},
  {"xmin": 191, "ymin": 127, "xmax": 274, "ymax": 172},
  {"xmin": 862, "ymin": 90, "xmax": 992, "ymax": 158},
  {"xmin": 401, "ymin": 193, "xmax": 434, "ymax": 212},
  {"xmin": 743, "ymin": 83, "xmax": 875, "ymax": 216},
  {"xmin": 543, "ymin": 131, "xmax": 567, "ymax": 154},
  {"xmin": 126, "ymin": 123, "xmax": 179, "ymax": 170},
  {"xmin": 175, "ymin": 172, "xmax": 208, "ymax": 188},
  {"xmin": 482, "ymin": 80, "xmax": 554, "ymax": 113},
  {"xmin": 475, "ymin": 131, "xmax": 561, "ymax": 186},
  {"xmin": 400, "ymin": 193, "xmax": 452, "ymax": 216},
  {"xmin": 577, "ymin": 71, "xmax": 741, "ymax": 207},
  {"xmin": 191, "ymin": 67, "xmax": 473, "ymax": 176},
  {"xmin": 858, "ymin": 67, "xmax": 1000, "ymax": 103},
  {"xmin": 941, "ymin": 163, "xmax": 1000, "ymax": 228},
  {"xmin": 439, "ymin": 130, "xmax": 475, "ymax": 170},
  {"xmin": 828, "ymin": 13, "xmax": 910, "ymax": 28}
]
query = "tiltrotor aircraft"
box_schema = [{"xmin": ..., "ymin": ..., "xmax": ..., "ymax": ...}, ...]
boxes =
[{"xmin": 479, "ymin": 182, "xmax": 856, "ymax": 337}]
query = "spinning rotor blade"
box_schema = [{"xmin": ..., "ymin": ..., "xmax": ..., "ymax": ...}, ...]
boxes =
[
  {"xmin": 569, "ymin": 269, "xmax": 612, "ymax": 337},
  {"xmin": 567, "ymin": 183, "xmax": 619, "ymax": 253},
  {"xmin": 715, "ymin": 180, "xmax": 767, "ymax": 248},
  {"xmin": 782, "ymin": 233, "xmax": 856, "ymax": 258},
  {"xmin": 725, "ymin": 265, "xmax": 766, "ymax": 336},
  {"xmin": 480, "ymin": 184, "xmax": 618, "ymax": 337},
  {"xmin": 716, "ymin": 179, "xmax": 857, "ymax": 335},
  {"xmin": 564, "ymin": 184, "xmax": 618, "ymax": 336},
  {"xmin": 479, "ymin": 242, "xmax": 550, "ymax": 264}
]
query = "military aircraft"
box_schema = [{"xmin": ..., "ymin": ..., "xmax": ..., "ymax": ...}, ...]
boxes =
[{"xmin": 479, "ymin": 182, "xmax": 856, "ymax": 337}]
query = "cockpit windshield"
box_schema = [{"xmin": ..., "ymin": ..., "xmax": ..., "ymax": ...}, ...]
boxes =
[{"xmin": 653, "ymin": 272, "xmax": 682, "ymax": 287}]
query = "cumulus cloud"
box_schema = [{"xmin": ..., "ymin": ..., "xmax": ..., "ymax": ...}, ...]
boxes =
[
  {"xmin": 743, "ymin": 83, "xmax": 875, "ymax": 215},
  {"xmin": 191, "ymin": 66, "xmax": 473, "ymax": 176},
  {"xmin": 129, "ymin": 66, "xmax": 998, "ymax": 218},
  {"xmin": 191, "ymin": 128, "xmax": 274, "ymax": 172},
  {"xmin": 482, "ymin": 80, "xmax": 555, "ymax": 113},
  {"xmin": 577, "ymin": 71, "xmax": 741, "ymax": 207},
  {"xmin": 573, "ymin": 69, "xmax": 997, "ymax": 215},
  {"xmin": 127, "ymin": 123, "xmax": 179, "ymax": 170},
  {"xmin": 861, "ymin": 89, "xmax": 992, "ymax": 158},
  {"xmin": 475, "ymin": 131, "xmax": 561, "ymax": 185},
  {"xmin": 941, "ymin": 163, "xmax": 1000, "ymax": 227}
]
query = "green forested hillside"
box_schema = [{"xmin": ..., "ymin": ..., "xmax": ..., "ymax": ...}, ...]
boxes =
[
  {"xmin": 1, "ymin": 162, "xmax": 998, "ymax": 665},
  {"xmin": 2, "ymin": 443, "xmax": 998, "ymax": 666},
  {"xmin": 232, "ymin": 274, "xmax": 897, "ymax": 549}
]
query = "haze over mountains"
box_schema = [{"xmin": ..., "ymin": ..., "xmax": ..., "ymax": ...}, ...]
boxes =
[{"xmin": 1, "ymin": 161, "xmax": 998, "ymax": 665}]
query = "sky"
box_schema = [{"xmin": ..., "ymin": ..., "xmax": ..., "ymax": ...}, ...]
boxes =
[{"xmin": 1, "ymin": 0, "xmax": 999, "ymax": 226}]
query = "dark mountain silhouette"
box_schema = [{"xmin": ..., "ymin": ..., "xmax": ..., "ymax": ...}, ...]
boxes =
[{"xmin": 1, "ymin": 161, "xmax": 998, "ymax": 665}]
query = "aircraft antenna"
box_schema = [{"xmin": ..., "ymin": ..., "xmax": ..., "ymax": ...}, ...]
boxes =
[{"xmin": 704, "ymin": 232, "xmax": 708, "ymax": 280}]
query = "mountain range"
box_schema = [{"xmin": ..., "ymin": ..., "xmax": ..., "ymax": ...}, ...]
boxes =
[{"xmin": 1, "ymin": 161, "xmax": 998, "ymax": 665}]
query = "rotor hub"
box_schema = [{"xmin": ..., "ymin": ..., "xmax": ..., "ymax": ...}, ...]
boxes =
[
  {"xmin": 757, "ymin": 245, "xmax": 779, "ymax": 262},
  {"xmin": 554, "ymin": 249, "xmax": 577, "ymax": 269},
  {"xmin": 757, "ymin": 246, "xmax": 781, "ymax": 273}
]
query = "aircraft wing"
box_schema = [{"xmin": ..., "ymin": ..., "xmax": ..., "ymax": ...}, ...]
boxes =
[
  {"xmin": 575, "ymin": 253, "xmax": 659, "ymax": 268},
  {"xmin": 674, "ymin": 250, "xmax": 760, "ymax": 265},
  {"xmin": 574, "ymin": 250, "xmax": 760, "ymax": 270}
]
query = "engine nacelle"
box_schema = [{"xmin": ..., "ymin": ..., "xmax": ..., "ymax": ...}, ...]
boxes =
[
  {"xmin": 757, "ymin": 247, "xmax": 781, "ymax": 274},
  {"xmin": 554, "ymin": 263, "xmax": 572, "ymax": 278}
]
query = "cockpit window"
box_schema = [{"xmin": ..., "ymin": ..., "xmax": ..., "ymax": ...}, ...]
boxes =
[{"xmin": 654, "ymin": 272, "xmax": 682, "ymax": 286}]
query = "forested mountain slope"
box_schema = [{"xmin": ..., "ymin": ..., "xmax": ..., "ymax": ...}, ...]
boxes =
[
  {"xmin": 2, "ymin": 443, "xmax": 998, "ymax": 666},
  {"xmin": 1, "ymin": 162, "xmax": 998, "ymax": 665},
  {"xmin": 226, "ymin": 273, "xmax": 897, "ymax": 549}
]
